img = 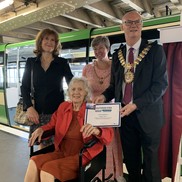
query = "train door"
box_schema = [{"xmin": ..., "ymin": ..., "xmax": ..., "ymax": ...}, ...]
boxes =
[
  {"xmin": 5, "ymin": 44, "xmax": 34, "ymax": 130},
  {"xmin": 0, "ymin": 51, "xmax": 8, "ymax": 125}
]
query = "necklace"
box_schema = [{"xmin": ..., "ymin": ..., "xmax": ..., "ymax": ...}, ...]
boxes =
[
  {"xmin": 93, "ymin": 62, "xmax": 110, "ymax": 85},
  {"xmin": 118, "ymin": 44, "xmax": 152, "ymax": 83}
]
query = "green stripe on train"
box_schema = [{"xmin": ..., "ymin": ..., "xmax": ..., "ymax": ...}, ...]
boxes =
[{"xmin": 0, "ymin": 29, "xmax": 91, "ymax": 49}]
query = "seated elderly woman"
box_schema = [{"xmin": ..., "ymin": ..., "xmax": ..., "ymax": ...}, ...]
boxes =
[{"xmin": 24, "ymin": 77, "xmax": 114, "ymax": 182}]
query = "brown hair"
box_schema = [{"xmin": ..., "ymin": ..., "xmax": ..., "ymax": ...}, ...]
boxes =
[
  {"xmin": 91, "ymin": 36, "xmax": 110, "ymax": 49},
  {"xmin": 33, "ymin": 28, "xmax": 61, "ymax": 56}
]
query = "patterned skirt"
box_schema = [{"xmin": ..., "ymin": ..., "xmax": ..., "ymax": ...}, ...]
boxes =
[{"xmin": 29, "ymin": 114, "xmax": 54, "ymax": 146}]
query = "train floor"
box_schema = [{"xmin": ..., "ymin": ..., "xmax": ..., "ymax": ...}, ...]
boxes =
[
  {"xmin": 0, "ymin": 124, "xmax": 29, "ymax": 182},
  {"xmin": 0, "ymin": 124, "xmax": 171, "ymax": 182}
]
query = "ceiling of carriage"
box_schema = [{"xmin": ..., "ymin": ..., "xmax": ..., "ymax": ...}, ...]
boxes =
[{"xmin": 0, "ymin": 0, "xmax": 181, "ymax": 44}]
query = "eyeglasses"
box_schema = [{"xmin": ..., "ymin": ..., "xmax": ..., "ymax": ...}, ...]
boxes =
[{"xmin": 123, "ymin": 20, "xmax": 142, "ymax": 26}]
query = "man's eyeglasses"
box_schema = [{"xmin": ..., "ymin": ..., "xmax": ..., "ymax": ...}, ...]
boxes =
[{"xmin": 123, "ymin": 20, "xmax": 142, "ymax": 26}]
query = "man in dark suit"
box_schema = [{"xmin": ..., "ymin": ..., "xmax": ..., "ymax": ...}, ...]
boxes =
[{"xmin": 93, "ymin": 11, "xmax": 168, "ymax": 182}]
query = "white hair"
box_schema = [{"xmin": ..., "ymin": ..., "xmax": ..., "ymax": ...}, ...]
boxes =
[{"xmin": 67, "ymin": 77, "xmax": 91, "ymax": 102}]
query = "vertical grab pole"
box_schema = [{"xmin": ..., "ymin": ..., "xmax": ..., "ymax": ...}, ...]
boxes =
[{"xmin": 85, "ymin": 28, "xmax": 95, "ymax": 65}]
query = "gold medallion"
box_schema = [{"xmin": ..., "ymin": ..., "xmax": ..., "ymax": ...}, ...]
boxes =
[
  {"xmin": 118, "ymin": 44, "xmax": 152, "ymax": 84},
  {"xmin": 125, "ymin": 63, "xmax": 132, "ymax": 69},
  {"xmin": 124, "ymin": 71, "xmax": 134, "ymax": 83}
]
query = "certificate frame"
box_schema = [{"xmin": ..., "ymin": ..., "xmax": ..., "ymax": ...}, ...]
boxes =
[{"xmin": 84, "ymin": 102, "xmax": 121, "ymax": 127}]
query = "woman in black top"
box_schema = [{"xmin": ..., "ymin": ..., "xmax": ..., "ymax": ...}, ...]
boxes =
[{"xmin": 21, "ymin": 28, "xmax": 73, "ymax": 149}]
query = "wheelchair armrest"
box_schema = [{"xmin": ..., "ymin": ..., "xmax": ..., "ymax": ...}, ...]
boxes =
[
  {"xmin": 30, "ymin": 144, "xmax": 55, "ymax": 157},
  {"xmin": 30, "ymin": 129, "xmax": 55, "ymax": 157},
  {"xmin": 79, "ymin": 140, "xmax": 107, "ymax": 182},
  {"xmin": 32, "ymin": 129, "xmax": 55, "ymax": 145},
  {"xmin": 79, "ymin": 138, "xmax": 99, "ymax": 169},
  {"xmin": 80, "ymin": 138, "xmax": 99, "ymax": 156},
  {"xmin": 83, "ymin": 138, "xmax": 98, "ymax": 149},
  {"xmin": 41, "ymin": 129, "xmax": 55, "ymax": 139}
]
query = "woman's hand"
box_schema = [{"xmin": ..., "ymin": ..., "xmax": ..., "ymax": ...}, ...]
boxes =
[
  {"xmin": 26, "ymin": 106, "xmax": 39, "ymax": 124},
  {"xmin": 28, "ymin": 127, "xmax": 44, "ymax": 147},
  {"xmin": 80, "ymin": 124, "xmax": 101, "ymax": 138}
]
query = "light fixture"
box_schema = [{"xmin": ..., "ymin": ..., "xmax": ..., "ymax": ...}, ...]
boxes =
[
  {"xmin": 0, "ymin": 0, "xmax": 14, "ymax": 10},
  {"xmin": 141, "ymin": 12, "xmax": 154, "ymax": 19}
]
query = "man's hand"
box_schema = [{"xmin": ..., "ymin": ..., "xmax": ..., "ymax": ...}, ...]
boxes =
[
  {"xmin": 120, "ymin": 103, "xmax": 137, "ymax": 117},
  {"xmin": 92, "ymin": 94, "xmax": 106, "ymax": 104}
]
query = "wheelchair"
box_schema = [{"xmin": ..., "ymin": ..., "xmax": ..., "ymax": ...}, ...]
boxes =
[{"xmin": 30, "ymin": 129, "xmax": 113, "ymax": 182}]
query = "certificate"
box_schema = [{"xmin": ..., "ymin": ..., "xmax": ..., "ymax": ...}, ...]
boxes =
[{"xmin": 84, "ymin": 103, "xmax": 121, "ymax": 127}]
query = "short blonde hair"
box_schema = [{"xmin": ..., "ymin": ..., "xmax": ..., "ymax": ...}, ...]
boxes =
[{"xmin": 67, "ymin": 77, "xmax": 91, "ymax": 102}]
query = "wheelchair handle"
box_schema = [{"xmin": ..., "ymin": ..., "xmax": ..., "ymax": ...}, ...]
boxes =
[{"xmin": 83, "ymin": 139, "xmax": 98, "ymax": 149}]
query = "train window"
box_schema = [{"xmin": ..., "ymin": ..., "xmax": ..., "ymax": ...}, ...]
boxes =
[
  {"xmin": 6, "ymin": 47, "xmax": 18, "ymax": 88},
  {"xmin": 6, "ymin": 45, "xmax": 35, "ymax": 87},
  {"xmin": 110, "ymin": 43, "xmax": 124, "ymax": 55},
  {"xmin": 19, "ymin": 45, "xmax": 35, "ymax": 60},
  {"xmin": 0, "ymin": 66, "xmax": 3, "ymax": 89},
  {"xmin": 0, "ymin": 57, "xmax": 3, "ymax": 64},
  {"xmin": 19, "ymin": 61, "xmax": 26, "ymax": 83},
  {"xmin": 7, "ymin": 63, "xmax": 17, "ymax": 88},
  {"xmin": 0, "ymin": 52, "xmax": 4, "ymax": 89},
  {"xmin": 61, "ymin": 47, "xmax": 87, "ymax": 77},
  {"xmin": 6, "ymin": 48, "xmax": 18, "ymax": 63},
  {"xmin": 0, "ymin": 55, "xmax": 3, "ymax": 64},
  {"xmin": 61, "ymin": 47, "xmax": 86, "ymax": 59},
  {"xmin": 89, "ymin": 47, "xmax": 95, "ymax": 60}
]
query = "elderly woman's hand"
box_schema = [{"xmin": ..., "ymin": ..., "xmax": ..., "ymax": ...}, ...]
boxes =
[
  {"xmin": 80, "ymin": 124, "xmax": 101, "ymax": 138},
  {"xmin": 28, "ymin": 127, "xmax": 44, "ymax": 147}
]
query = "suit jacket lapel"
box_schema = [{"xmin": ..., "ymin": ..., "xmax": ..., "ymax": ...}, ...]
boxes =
[{"xmin": 118, "ymin": 45, "xmax": 126, "ymax": 97}]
